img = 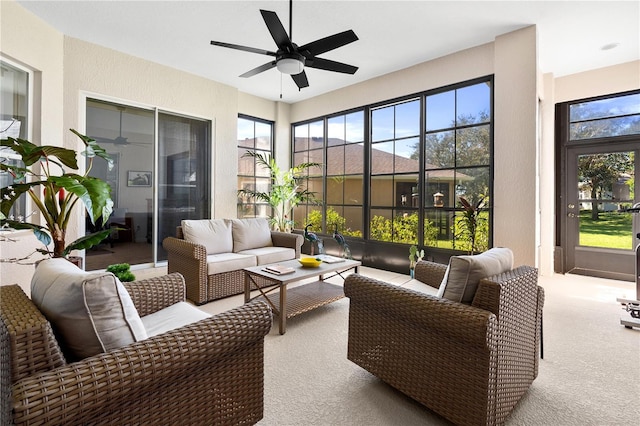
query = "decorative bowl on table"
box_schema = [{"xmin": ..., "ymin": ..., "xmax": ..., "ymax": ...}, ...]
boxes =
[{"xmin": 298, "ymin": 257, "xmax": 323, "ymax": 268}]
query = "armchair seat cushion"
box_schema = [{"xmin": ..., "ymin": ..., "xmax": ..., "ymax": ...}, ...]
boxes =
[
  {"xmin": 237, "ymin": 246, "xmax": 297, "ymax": 265},
  {"xmin": 30, "ymin": 258, "xmax": 148, "ymax": 361},
  {"xmin": 141, "ymin": 301, "xmax": 211, "ymax": 337},
  {"xmin": 402, "ymin": 279, "xmax": 439, "ymax": 296},
  {"xmin": 206, "ymin": 252, "xmax": 257, "ymax": 275}
]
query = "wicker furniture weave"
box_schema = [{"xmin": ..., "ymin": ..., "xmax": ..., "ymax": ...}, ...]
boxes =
[
  {"xmin": 0, "ymin": 273, "xmax": 272, "ymax": 426},
  {"xmin": 163, "ymin": 226, "xmax": 303, "ymax": 304},
  {"xmin": 344, "ymin": 260, "xmax": 544, "ymax": 426}
]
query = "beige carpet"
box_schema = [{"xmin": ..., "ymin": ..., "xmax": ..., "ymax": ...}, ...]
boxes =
[{"xmin": 171, "ymin": 267, "xmax": 640, "ymax": 425}]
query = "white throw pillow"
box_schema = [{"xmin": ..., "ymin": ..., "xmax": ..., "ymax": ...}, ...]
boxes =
[
  {"xmin": 229, "ymin": 218, "xmax": 273, "ymax": 252},
  {"xmin": 436, "ymin": 247, "xmax": 514, "ymax": 303},
  {"xmin": 30, "ymin": 258, "xmax": 148, "ymax": 361},
  {"xmin": 181, "ymin": 219, "xmax": 233, "ymax": 255}
]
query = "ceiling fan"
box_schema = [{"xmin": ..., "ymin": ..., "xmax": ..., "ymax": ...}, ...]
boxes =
[
  {"xmin": 92, "ymin": 107, "xmax": 149, "ymax": 147},
  {"xmin": 210, "ymin": 0, "xmax": 359, "ymax": 90}
]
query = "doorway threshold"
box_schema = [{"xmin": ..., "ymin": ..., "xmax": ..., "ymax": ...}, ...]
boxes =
[{"xmin": 567, "ymin": 267, "xmax": 633, "ymax": 282}]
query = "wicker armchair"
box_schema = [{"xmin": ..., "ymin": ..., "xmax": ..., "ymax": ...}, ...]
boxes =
[
  {"xmin": 0, "ymin": 274, "xmax": 272, "ymax": 426},
  {"xmin": 163, "ymin": 225, "xmax": 303, "ymax": 304},
  {"xmin": 344, "ymin": 260, "xmax": 544, "ymax": 426}
]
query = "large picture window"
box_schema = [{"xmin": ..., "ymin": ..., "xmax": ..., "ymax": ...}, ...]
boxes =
[
  {"xmin": 424, "ymin": 81, "xmax": 492, "ymax": 252},
  {"xmin": 0, "ymin": 59, "xmax": 31, "ymax": 222},
  {"xmin": 292, "ymin": 120, "xmax": 325, "ymax": 229},
  {"xmin": 370, "ymin": 99, "xmax": 420, "ymax": 244},
  {"xmin": 292, "ymin": 77, "xmax": 493, "ymax": 260},
  {"xmin": 294, "ymin": 112, "xmax": 365, "ymax": 236},
  {"xmin": 237, "ymin": 115, "xmax": 274, "ymax": 219}
]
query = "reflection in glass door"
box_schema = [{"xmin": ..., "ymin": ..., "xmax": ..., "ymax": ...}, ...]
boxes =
[
  {"xmin": 566, "ymin": 147, "xmax": 638, "ymax": 279},
  {"xmin": 86, "ymin": 101, "xmax": 211, "ymax": 269},
  {"xmin": 156, "ymin": 113, "xmax": 211, "ymax": 261},
  {"xmin": 86, "ymin": 99, "xmax": 155, "ymax": 270}
]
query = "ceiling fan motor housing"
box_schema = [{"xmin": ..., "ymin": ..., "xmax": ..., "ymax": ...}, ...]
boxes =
[{"xmin": 277, "ymin": 51, "xmax": 306, "ymax": 75}]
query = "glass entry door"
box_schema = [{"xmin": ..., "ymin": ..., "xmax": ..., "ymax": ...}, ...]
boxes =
[{"xmin": 565, "ymin": 144, "xmax": 638, "ymax": 280}]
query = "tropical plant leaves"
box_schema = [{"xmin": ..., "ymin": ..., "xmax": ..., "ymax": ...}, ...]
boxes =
[
  {"xmin": 64, "ymin": 230, "xmax": 112, "ymax": 256},
  {"xmin": 1, "ymin": 130, "xmax": 114, "ymax": 256}
]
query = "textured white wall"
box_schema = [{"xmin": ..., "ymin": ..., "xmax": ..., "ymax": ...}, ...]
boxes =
[
  {"xmin": 493, "ymin": 26, "xmax": 538, "ymax": 267},
  {"xmin": 290, "ymin": 43, "xmax": 495, "ymax": 123},
  {"xmin": 554, "ymin": 61, "xmax": 640, "ymax": 103},
  {"xmin": 0, "ymin": 1, "xmax": 65, "ymax": 292}
]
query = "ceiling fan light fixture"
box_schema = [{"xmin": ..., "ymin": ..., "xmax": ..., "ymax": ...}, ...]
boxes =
[{"xmin": 277, "ymin": 53, "xmax": 305, "ymax": 75}]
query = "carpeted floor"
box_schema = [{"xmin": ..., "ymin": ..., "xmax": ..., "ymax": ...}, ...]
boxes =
[{"xmin": 151, "ymin": 267, "xmax": 640, "ymax": 425}]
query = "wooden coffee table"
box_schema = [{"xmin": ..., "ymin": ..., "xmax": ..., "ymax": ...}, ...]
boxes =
[{"xmin": 244, "ymin": 258, "xmax": 360, "ymax": 334}]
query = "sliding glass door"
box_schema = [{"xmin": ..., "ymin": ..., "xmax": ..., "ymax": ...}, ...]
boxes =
[
  {"xmin": 157, "ymin": 113, "xmax": 211, "ymax": 261},
  {"xmin": 86, "ymin": 99, "xmax": 210, "ymax": 270},
  {"xmin": 86, "ymin": 100, "xmax": 155, "ymax": 270}
]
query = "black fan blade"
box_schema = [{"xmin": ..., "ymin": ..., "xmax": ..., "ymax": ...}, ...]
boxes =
[
  {"xmin": 240, "ymin": 61, "xmax": 277, "ymax": 78},
  {"xmin": 291, "ymin": 71, "xmax": 309, "ymax": 89},
  {"xmin": 306, "ymin": 57, "xmax": 358, "ymax": 74},
  {"xmin": 260, "ymin": 10, "xmax": 292, "ymax": 50},
  {"xmin": 298, "ymin": 30, "xmax": 359, "ymax": 56},
  {"xmin": 210, "ymin": 40, "xmax": 277, "ymax": 57}
]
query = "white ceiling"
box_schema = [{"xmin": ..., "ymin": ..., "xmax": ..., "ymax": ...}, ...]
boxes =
[{"xmin": 16, "ymin": 0, "xmax": 640, "ymax": 103}]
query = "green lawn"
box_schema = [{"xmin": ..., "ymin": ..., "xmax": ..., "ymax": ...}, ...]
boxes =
[{"xmin": 579, "ymin": 210, "xmax": 634, "ymax": 250}]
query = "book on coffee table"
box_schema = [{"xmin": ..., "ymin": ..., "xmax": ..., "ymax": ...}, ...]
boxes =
[
  {"xmin": 316, "ymin": 254, "xmax": 345, "ymax": 263},
  {"xmin": 263, "ymin": 264, "xmax": 296, "ymax": 275}
]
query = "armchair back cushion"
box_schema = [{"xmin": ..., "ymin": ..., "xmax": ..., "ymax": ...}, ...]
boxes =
[
  {"xmin": 31, "ymin": 258, "xmax": 148, "ymax": 361},
  {"xmin": 229, "ymin": 217, "xmax": 273, "ymax": 252},
  {"xmin": 181, "ymin": 219, "xmax": 233, "ymax": 255},
  {"xmin": 437, "ymin": 247, "xmax": 514, "ymax": 303}
]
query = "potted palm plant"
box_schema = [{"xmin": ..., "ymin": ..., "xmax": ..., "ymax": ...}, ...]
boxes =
[
  {"xmin": 1, "ymin": 129, "xmax": 114, "ymax": 259},
  {"xmin": 237, "ymin": 151, "xmax": 321, "ymax": 232}
]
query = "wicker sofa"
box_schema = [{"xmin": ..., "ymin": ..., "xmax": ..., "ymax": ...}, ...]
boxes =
[
  {"xmin": 1, "ymin": 266, "xmax": 272, "ymax": 426},
  {"xmin": 344, "ymin": 254, "xmax": 544, "ymax": 426},
  {"xmin": 163, "ymin": 218, "xmax": 303, "ymax": 304}
]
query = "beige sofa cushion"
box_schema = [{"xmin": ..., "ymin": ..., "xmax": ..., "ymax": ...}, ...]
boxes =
[
  {"xmin": 437, "ymin": 247, "xmax": 514, "ymax": 303},
  {"xmin": 206, "ymin": 252, "xmax": 257, "ymax": 275},
  {"xmin": 182, "ymin": 219, "xmax": 233, "ymax": 255},
  {"xmin": 237, "ymin": 246, "xmax": 296, "ymax": 265},
  {"xmin": 30, "ymin": 258, "xmax": 147, "ymax": 361},
  {"xmin": 229, "ymin": 218, "xmax": 273, "ymax": 252}
]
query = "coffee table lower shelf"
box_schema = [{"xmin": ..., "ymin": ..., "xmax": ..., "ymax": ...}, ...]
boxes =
[{"xmin": 255, "ymin": 281, "xmax": 344, "ymax": 331}]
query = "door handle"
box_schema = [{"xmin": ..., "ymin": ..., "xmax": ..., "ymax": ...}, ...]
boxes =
[{"xmin": 567, "ymin": 213, "xmax": 576, "ymax": 218}]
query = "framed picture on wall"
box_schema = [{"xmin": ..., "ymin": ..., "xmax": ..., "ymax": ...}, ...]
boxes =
[{"xmin": 127, "ymin": 171, "xmax": 152, "ymax": 187}]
